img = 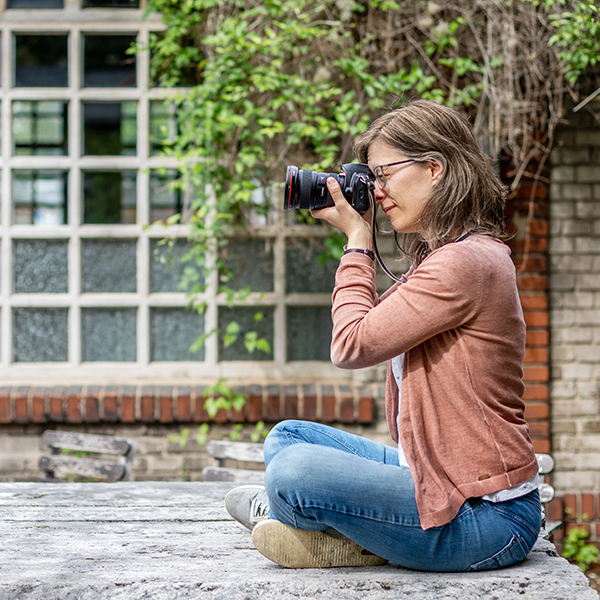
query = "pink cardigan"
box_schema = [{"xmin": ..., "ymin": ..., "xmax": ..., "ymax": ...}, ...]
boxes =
[{"xmin": 331, "ymin": 235, "xmax": 539, "ymax": 530}]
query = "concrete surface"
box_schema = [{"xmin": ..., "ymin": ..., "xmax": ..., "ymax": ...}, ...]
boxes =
[{"xmin": 0, "ymin": 481, "xmax": 597, "ymax": 600}]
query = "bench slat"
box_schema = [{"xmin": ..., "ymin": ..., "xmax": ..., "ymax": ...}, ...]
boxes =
[
  {"xmin": 43, "ymin": 431, "xmax": 131, "ymax": 456},
  {"xmin": 39, "ymin": 455, "xmax": 126, "ymax": 482},
  {"xmin": 201, "ymin": 467, "xmax": 264, "ymax": 484},
  {"xmin": 206, "ymin": 441, "xmax": 264, "ymax": 463}
]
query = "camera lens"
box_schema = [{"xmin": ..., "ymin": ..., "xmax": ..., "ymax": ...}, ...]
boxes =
[{"xmin": 284, "ymin": 166, "xmax": 336, "ymax": 211}]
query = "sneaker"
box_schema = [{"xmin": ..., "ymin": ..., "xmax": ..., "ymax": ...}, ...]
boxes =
[
  {"xmin": 251, "ymin": 519, "xmax": 388, "ymax": 569},
  {"xmin": 224, "ymin": 485, "xmax": 269, "ymax": 530}
]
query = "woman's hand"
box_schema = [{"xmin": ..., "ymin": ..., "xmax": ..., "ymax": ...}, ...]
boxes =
[{"xmin": 310, "ymin": 178, "xmax": 374, "ymax": 251}]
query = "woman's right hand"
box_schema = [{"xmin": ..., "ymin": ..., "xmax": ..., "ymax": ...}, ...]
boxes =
[{"xmin": 310, "ymin": 178, "xmax": 374, "ymax": 251}]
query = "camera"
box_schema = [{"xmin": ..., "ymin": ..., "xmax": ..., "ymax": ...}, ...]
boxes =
[{"xmin": 284, "ymin": 163, "xmax": 374, "ymax": 213}]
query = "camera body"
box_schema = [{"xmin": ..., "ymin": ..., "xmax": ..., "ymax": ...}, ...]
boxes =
[{"xmin": 284, "ymin": 163, "xmax": 373, "ymax": 213}]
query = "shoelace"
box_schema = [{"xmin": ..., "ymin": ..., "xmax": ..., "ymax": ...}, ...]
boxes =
[{"xmin": 249, "ymin": 496, "xmax": 269, "ymax": 523}]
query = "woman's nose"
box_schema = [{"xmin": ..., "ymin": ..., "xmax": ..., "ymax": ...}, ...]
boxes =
[{"xmin": 373, "ymin": 184, "xmax": 386, "ymax": 203}]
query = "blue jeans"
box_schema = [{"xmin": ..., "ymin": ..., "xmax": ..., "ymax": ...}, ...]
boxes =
[{"xmin": 263, "ymin": 420, "xmax": 541, "ymax": 572}]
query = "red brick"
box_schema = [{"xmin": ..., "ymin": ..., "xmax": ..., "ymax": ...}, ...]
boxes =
[
  {"xmin": 267, "ymin": 394, "xmax": 280, "ymax": 421},
  {"xmin": 596, "ymin": 523, "xmax": 600, "ymax": 539},
  {"xmin": 66, "ymin": 396, "xmax": 81, "ymax": 423},
  {"xmin": 582, "ymin": 494, "xmax": 596, "ymax": 520},
  {"xmin": 213, "ymin": 408, "xmax": 227, "ymax": 423},
  {"xmin": 520, "ymin": 295, "xmax": 548, "ymax": 310},
  {"xmin": 567, "ymin": 522, "xmax": 590, "ymax": 535},
  {"xmin": 230, "ymin": 407, "xmax": 245, "ymax": 423},
  {"xmin": 31, "ymin": 393, "xmax": 46, "ymax": 423},
  {"xmin": 529, "ymin": 421, "xmax": 549, "ymax": 438},
  {"xmin": 141, "ymin": 395, "xmax": 155, "ymax": 422},
  {"xmin": 524, "ymin": 312, "xmax": 549, "ymax": 328},
  {"xmin": 532, "ymin": 439, "xmax": 550, "ymax": 453},
  {"xmin": 513, "ymin": 184, "xmax": 548, "ymax": 201},
  {"xmin": 121, "ymin": 394, "xmax": 136, "ymax": 423},
  {"xmin": 523, "ymin": 365, "xmax": 549, "ymax": 382},
  {"xmin": 14, "ymin": 395, "xmax": 28, "ymax": 424},
  {"xmin": 518, "ymin": 275, "xmax": 548, "ymax": 291},
  {"xmin": 177, "ymin": 395, "xmax": 191, "ymax": 422},
  {"xmin": 529, "ymin": 219, "xmax": 549, "ymax": 235},
  {"xmin": 524, "ymin": 347, "xmax": 549, "ymax": 363},
  {"xmin": 159, "ymin": 396, "xmax": 173, "ymax": 423},
  {"xmin": 321, "ymin": 395, "xmax": 335, "ymax": 422},
  {"xmin": 524, "ymin": 401, "xmax": 549, "ymax": 419},
  {"xmin": 0, "ymin": 394, "xmax": 10, "ymax": 423},
  {"xmin": 86, "ymin": 397, "xmax": 100, "ymax": 423},
  {"xmin": 284, "ymin": 394, "xmax": 298, "ymax": 420},
  {"xmin": 358, "ymin": 397, "xmax": 373, "ymax": 423},
  {"xmin": 564, "ymin": 494, "xmax": 578, "ymax": 520},
  {"xmin": 546, "ymin": 497, "xmax": 564, "ymax": 522},
  {"xmin": 517, "ymin": 238, "xmax": 548, "ymax": 254},
  {"xmin": 303, "ymin": 395, "xmax": 317, "ymax": 422},
  {"xmin": 515, "ymin": 256, "xmax": 547, "ymax": 273},
  {"xmin": 526, "ymin": 330, "xmax": 549, "ymax": 346},
  {"xmin": 194, "ymin": 395, "xmax": 210, "ymax": 422},
  {"xmin": 104, "ymin": 394, "xmax": 118, "ymax": 422},
  {"xmin": 49, "ymin": 394, "xmax": 64, "ymax": 422},
  {"xmin": 339, "ymin": 397, "xmax": 354, "ymax": 423},
  {"xmin": 523, "ymin": 385, "xmax": 549, "ymax": 402},
  {"xmin": 247, "ymin": 395, "xmax": 263, "ymax": 423}
]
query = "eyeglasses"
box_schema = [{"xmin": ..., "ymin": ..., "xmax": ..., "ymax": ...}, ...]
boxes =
[{"xmin": 372, "ymin": 159, "xmax": 415, "ymax": 189}]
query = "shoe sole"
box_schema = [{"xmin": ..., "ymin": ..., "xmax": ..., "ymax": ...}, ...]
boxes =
[{"xmin": 252, "ymin": 519, "xmax": 388, "ymax": 569}]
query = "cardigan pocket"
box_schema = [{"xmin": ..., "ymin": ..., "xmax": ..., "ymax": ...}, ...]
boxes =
[{"xmin": 465, "ymin": 532, "xmax": 530, "ymax": 571}]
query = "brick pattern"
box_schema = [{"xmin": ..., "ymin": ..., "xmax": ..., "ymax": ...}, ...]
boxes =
[
  {"xmin": 506, "ymin": 174, "xmax": 551, "ymax": 455},
  {"xmin": 548, "ymin": 100, "xmax": 600, "ymax": 494},
  {"xmin": 0, "ymin": 383, "xmax": 374, "ymax": 426}
]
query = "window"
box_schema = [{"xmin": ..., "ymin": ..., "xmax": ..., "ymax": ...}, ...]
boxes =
[{"xmin": 0, "ymin": 3, "xmax": 343, "ymax": 384}]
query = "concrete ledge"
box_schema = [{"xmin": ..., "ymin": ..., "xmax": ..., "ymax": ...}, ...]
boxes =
[{"xmin": 0, "ymin": 482, "xmax": 597, "ymax": 600}]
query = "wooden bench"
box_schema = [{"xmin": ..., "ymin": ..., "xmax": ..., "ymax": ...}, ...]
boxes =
[
  {"xmin": 202, "ymin": 440, "xmax": 265, "ymax": 483},
  {"xmin": 39, "ymin": 430, "xmax": 137, "ymax": 483}
]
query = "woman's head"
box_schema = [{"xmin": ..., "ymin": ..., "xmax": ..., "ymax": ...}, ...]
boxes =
[{"xmin": 353, "ymin": 99, "xmax": 508, "ymax": 262}]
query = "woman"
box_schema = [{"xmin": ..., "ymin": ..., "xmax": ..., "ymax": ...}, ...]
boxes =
[{"xmin": 225, "ymin": 98, "xmax": 541, "ymax": 571}]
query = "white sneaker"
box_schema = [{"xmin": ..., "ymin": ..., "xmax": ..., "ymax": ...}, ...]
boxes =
[
  {"xmin": 252, "ymin": 519, "xmax": 388, "ymax": 569},
  {"xmin": 224, "ymin": 485, "xmax": 269, "ymax": 530}
]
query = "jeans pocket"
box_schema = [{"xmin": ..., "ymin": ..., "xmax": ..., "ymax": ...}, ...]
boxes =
[{"xmin": 466, "ymin": 533, "xmax": 530, "ymax": 572}]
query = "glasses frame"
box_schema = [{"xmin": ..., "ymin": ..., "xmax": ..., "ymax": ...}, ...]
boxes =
[{"xmin": 373, "ymin": 159, "xmax": 415, "ymax": 189}]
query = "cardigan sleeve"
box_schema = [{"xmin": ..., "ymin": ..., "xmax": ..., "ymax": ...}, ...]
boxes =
[{"xmin": 330, "ymin": 243, "xmax": 484, "ymax": 369}]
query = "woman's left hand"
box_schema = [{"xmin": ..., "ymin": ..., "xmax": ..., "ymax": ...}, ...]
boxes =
[{"xmin": 311, "ymin": 178, "xmax": 374, "ymax": 251}]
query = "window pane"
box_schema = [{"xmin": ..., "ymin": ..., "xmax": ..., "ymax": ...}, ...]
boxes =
[
  {"xmin": 149, "ymin": 101, "xmax": 177, "ymax": 156},
  {"xmin": 150, "ymin": 238, "xmax": 202, "ymax": 293},
  {"xmin": 287, "ymin": 307, "xmax": 332, "ymax": 361},
  {"xmin": 83, "ymin": 171, "xmax": 136, "ymax": 224},
  {"xmin": 13, "ymin": 308, "xmax": 68, "ymax": 362},
  {"xmin": 13, "ymin": 101, "xmax": 68, "ymax": 156},
  {"xmin": 81, "ymin": 239, "xmax": 137, "ymax": 293},
  {"xmin": 13, "ymin": 170, "xmax": 68, "ymax": 225},
  {"xmin": 218, "ymin": 307, "xmax": 274, "ymax": 362},
  {"xmin": 221, "ymin": 238, "xmax": 274, "ymax": 292},
  {"xmin": 83, "ymin": 102, "xmax": 136, "ymax": 156},
  {"xmin": 15, "ymin": 34, "xmax": 68, "ymax": 87},
  {"xmin": 14, "ymin": 239, "xmax": 68, "ymax": 293},
  {"xmin": 8, "ymin": 0, "xmax": 63, "ymax": 7},
  {"xmin": 150, "ymin": 308, "xmax": 204, "ymax": 361},
  {"xmin": 286, "ymin": 238, "xmax": 338, "ymax": 293},
  {"xmin": 83, "ymin": 34, "xmax": 136, "ymax": 87},
  {"xmin": 81, "ymin": 308, "xmax": 136, "ymax": 361},
  {"xmin": 149, "ymin": 169, "xmax": 182, "ymax": 223},
  {"xmin": 84, "ymin": 0, "xmax": 139, "ymax": 6}
]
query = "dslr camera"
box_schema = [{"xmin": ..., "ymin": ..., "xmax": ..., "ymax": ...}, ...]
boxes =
[{"xmin": 284, "ymin": 163, "xmax": 374, "ymax": 213}]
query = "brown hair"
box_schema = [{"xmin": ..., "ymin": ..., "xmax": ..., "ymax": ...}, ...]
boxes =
[{"xmin": 353, "ymin": 99, "xmax": 508, "ymax": 264}]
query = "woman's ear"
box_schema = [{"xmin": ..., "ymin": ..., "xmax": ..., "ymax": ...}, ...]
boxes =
[{"xmin": 429, "ymin": 160, "xmax": 444, "ymax": 184}]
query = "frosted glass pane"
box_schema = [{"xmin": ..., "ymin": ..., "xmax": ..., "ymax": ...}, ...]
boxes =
[
  {"xmin": 221, "ymin": 238, "xmax": 274, "ymax": 292},
  {"xmin": 81, "ymin": 308, "xmax": 136, "ymax": 361},
  {"xmin": 286, "ymin": 238, "xmax": 337, "ymax": 293},
  {"xmin": 149, "ymin": 102, "xmax": 177, "ymax": 156},
  {"xmin": 14, "ymin": 239, "xmax": 68, "ymax": 293},
  {"xmin": 150, "ymin": 239, "xmax": 202, "ymax": 293},
  {"xmin": 81, "ymin": 239, "xmax": 136, "ymax": 293},
  {"xmin": 218, "ymin": 307, "xmax": 274, "ymax": 362},
  {"xmin": 150, "ymin": 308, "xmax": 204, "ymax": 361},
  {"xmin": 287, "ymin": 307, "xmax": 332, "ymax": 361},
  {"xmin": 149, "ymin": 170, "xmax": 182, "ymax": 223},
  {"xmin": 13, "ymin": 308, "xmax": 68, "ymax": 362}
]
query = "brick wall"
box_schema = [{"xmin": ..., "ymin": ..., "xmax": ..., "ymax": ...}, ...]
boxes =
[{"xmin": 547, "ymin": 97, "xmax": 600, "ymax": 550}]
